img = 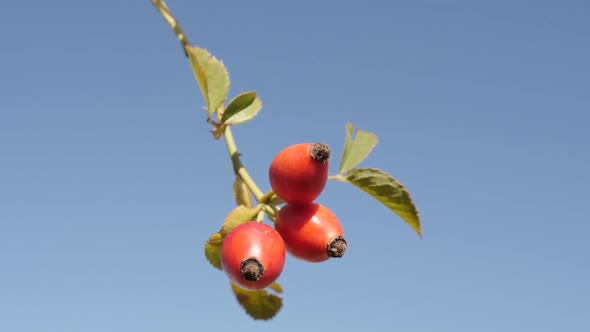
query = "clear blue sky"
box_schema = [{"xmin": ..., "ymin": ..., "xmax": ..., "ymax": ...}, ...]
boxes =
[{"xmin": 1, "ymin": 1, "xmax": 589, "ymax": 331}]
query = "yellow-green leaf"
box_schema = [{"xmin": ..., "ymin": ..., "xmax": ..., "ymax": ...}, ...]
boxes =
[
  {"xmin": 203, "ymin": 206, "xmax": 261, "ymax": 270},
  {"xmin": 339, "ymin": 123, "xmax": 379, "ymax": 174},
  {"xmin": 345, "ymin": 168, "xmax": 421, "ymax": 237},
  {"xmin": 219, "ymin": 205, "xmax": 260, "ymax": 237},
  {"xmin": 231, "ymin": 282, "xmax": 283, "ymax": 320},
  {"xmin": 186, "ymin": 46, "xmax": 230, "ymax": 119},
  {"xmin": 204, "ymin": 240, "xmax": 222, "ymax": 270},
  {"xmin": 221, "ymin": 91, "xmax": 262, "ymax": 125},
  {"xmin": 233, "ymin": 176, "xmax": 253, "ymax": 207}
]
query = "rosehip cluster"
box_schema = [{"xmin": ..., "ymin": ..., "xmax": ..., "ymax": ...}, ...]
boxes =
[
  {"xmin": 270, "ymin": 143, "xmax": 347, "ymax": 262},
  {"xmin": 221, "ymin": 143, "xmax": 347, "ymax": 290}
]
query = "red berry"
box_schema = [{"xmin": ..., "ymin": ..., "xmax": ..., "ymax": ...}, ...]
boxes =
[
  {"xmin": 221, "ymin": 222, "xmax": 286, "ymax": 290},
  {"xmin": 275, "ymin": 203, "xmax": 347, "ymax": 263},
  {"xmin": 269, "ymin": 143, "xmax": 331, "ymax": 204}
]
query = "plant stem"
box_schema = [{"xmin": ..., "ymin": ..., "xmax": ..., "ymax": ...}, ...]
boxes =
[
  {"xmin": 328, "ymin": 174, "xmax": 348, "ymax": 182},
  {"xmin": 256, "ymin": 208, "xmax": 265, "ymax": 222},
  {"xmin": 151, "ymin": 0, "xmax": 191, "ymax": 56},
  {"xmin": 223, "ymin": 125, "xmax": 265, "ymax": 201},
  {"xmin": 259, "ymin": 191, "xmax": 276, "ymax": 204},
  {"xmin": 262, "ymin": 204, "xmax": 278, "ymax": 221}
]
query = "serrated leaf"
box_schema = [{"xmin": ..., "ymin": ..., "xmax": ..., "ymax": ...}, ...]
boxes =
[
  {"xmin": 221, "ymin": 91, "xmax": 262, "ymax": 125},
  {"xmin": 204, "ymin": 241, "xmax": 222, "ymax": 270},
  {"xmin": 345, "ymin": 168, "xmax": 421, "ymax": 237},
  {"xmin": 186, "ymin": 46, "xmax": 230, "ymax": 118},
  {"xmin": 204, "ymin": 206, "xmax": 261, "ymax": 270},
  {"xmin": 231, "ymin": 282, "xmax": 283, "ymax": 320},
  {"xmin": 233, "ymin": 176, "xmax": 253, "ymax": 207},
  {"xmin": 339, "ymin": 123, "xmax": 379, "ymax": 175}
]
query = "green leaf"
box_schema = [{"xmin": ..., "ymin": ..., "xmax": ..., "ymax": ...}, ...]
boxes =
[
  {"xmin": 233, "ymin": 176, "xmax": 253, "ymax": 207},
  {"xmin": 204, "ymin": 235, "xmax": 222, "ymax": 270},
  {"xmin": 231, "ymin": 282, "xmax": 283, "ymax": 320},
  {"xmin": 221, "ymin": 91, "xmax": 262, "ymax": 125},
  {"xmin": 204, "ymin": 206, "xmax": 261, "ymax": 270},
  {"xmin": 339, "ymin": 123, "xmax": 379, "ymax": 174},
  {"xmin": 345, "ymin": 168, "xmax": 421, "ymax": 237},
  {"xmin": 219, "ymin": 205, "xmax": 260, "ymax": 237},
  {"xmin": 186, "ymin": 46, "xmax": 230, "ymax": 118}
]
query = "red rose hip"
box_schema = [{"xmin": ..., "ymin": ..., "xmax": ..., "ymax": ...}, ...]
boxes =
[
  {"xmin": 221, "ymin": 221, "xmax": 286, "ymax": 290},
  {"xmin": 268, "ymin": 143, "xmax": 331, "ymax": 204},
  {"xmin": 275, "ymin": 203, "xmax": 347, "ymax": 263}
]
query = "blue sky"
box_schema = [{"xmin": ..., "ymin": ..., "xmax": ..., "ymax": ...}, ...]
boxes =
[{"xmin": 1, "ymin": 1, "xmax": 589, "ymax": 331}]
